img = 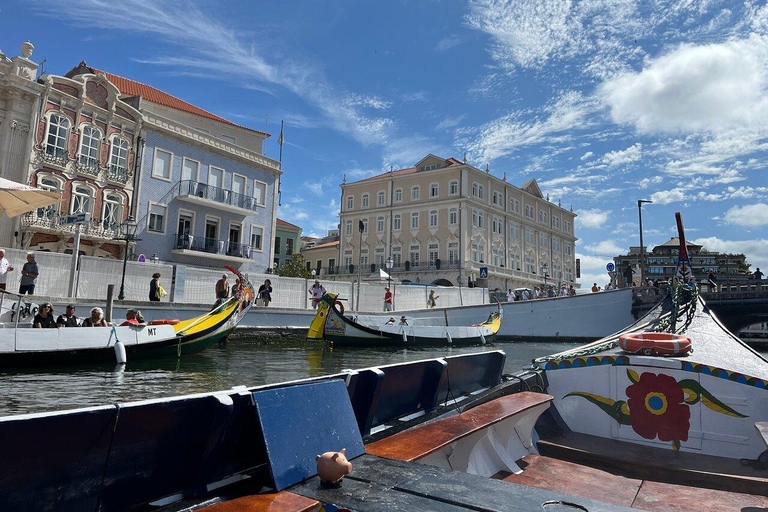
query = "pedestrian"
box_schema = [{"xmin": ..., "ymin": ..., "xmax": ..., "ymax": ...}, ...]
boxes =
[
  {"xmin": 0, "ymin": 249, "xmax": 13, "ymax": 291},
  {"xmin": 33, "ymin": 302, "xmax": 56, "ymax": 328},
  {"xmin": 754, "ymin": 268, "xmax": 764, "ymax": 280},
  {"xmin": 215, "ymin": 274, "xmax": 230, "ymax": 300},
  {"xmin": 56, "ymin": 304, "xmax": 79, "ymax": 327},
  {"xmin": 308, "ymin": 279, "xmax": 326, "ymax": 309},
  {"xmin": 258, "ymin": 279, "xmax": 273, "ymax": 307},
  {"xmin": 82, "ymin": 307, "xmax": 109, "ymax": 327},
  {"xmin": 568, "ymin": 285, "xmax": 576, "ymax": 296},
  {"xmin": 427, "ymin": 290, "xmax": 439, "ymax": 308},
  {"xmin": 507, "ymin": 289, "xmax": 516, "ymax": 302},
  {"xmin": 383, "ymin": 287, "xmax": 393, "ymax": 311},
  {"xmin": 591, "ymin": 283, "xmax": 599, "ymax": 293},
  {"xmin": 19, "ymin": 252, "xmax": 38, "ymax": 295},
  {"xmin": 623, "ymin": 263, "xmax": 635, "ymax": 288},
  {"xmin": 149, "ymin": 273, "xmax": 164, "ymax": 302},
  {"xmin": 120, "ymin": 309, "xmax": 146, "ymax": 326},
  {"xmin": 708, "ymin": 271, "xmax": 717, "ymax": 292}
]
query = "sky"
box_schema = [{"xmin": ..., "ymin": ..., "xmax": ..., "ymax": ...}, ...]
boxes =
[{"xmin": 3, "ymin": 0, "xmax": 768, "ymax": 287}]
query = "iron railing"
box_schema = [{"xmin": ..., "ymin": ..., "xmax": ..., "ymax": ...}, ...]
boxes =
[
  {"xmin": 21, "ymin": 210, "xmax": 121, "ymax": 239},
  {"xmin": 177, "ymin": 180, "xmax": 260, "ymax": 212},
  {"xmin": 174, "ymin": 233, "xmax": 254, "ymax": 259}
]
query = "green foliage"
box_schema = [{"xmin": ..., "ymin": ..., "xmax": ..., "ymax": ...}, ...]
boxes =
[{"xmin": 274, "ymin": 254, "xmax": 312, "ymax": 279}]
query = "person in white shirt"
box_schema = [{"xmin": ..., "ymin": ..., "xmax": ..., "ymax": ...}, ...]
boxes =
[
  {"xmin": 506, "ymin": 289, "xmax": 515, "ymax": 302},
  {"xmin": 0, "ymin": 249, "xmax": 14, "ymax": 291}
]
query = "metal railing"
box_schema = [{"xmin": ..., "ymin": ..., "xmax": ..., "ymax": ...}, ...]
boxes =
[
  {"xmin": 107, "ymin": 165, "xmax": 129, "ymax": 183},
  {"xmin": 76, "ymin": 157, "xmax": 101, "ymax": 177},
  {"xmin": 177, "ymin": 180, "xmax": 260, "ymax": 212},
  {"xmin": 41, "ymin": 146, "xmax": 69, "ymax": 167},
  {"xmin": 21, "ymin": 210, "xmax": 121, "ymax": 239},
  {"xmin": 173, "ymin": 233, "xmax": 254, "ymax": 259}
]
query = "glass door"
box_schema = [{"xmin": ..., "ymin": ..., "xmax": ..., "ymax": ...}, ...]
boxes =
[{"xmin": 178, "ymin": 213, "xmax": 193, "ymax": 249}]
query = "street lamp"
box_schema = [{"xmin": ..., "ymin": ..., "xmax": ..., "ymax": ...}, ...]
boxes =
[
  {"xmin": 542, "ymin": 263, "xmax": 549, "ymax": 287},
  {"xmin": 638, "ymin": 199, "xmax": 653, "ymax": 287},
  {"xmin": 116, "ymin": 216, "xmax": 139, "ymax": 301},
  {"xmin": 385, "ymin": 256, "xmax": 393, "ymax": 290}
]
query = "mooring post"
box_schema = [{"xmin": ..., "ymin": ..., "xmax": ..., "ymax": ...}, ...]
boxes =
[{"xmin": 106, "ymin": 284, "xmax": 115, "ymax": 323}]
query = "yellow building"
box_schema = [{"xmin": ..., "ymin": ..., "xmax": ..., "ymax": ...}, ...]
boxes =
[{"xmin": 335, "ymin": 154, "xmax": 577, "ymax": 290}]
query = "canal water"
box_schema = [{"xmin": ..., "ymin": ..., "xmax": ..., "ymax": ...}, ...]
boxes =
[{"xmin": 1, "ymin": 340, "xmax": 766, "ymax": 417}]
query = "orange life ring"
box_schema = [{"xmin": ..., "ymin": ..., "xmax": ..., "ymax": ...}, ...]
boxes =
[
  {"xmin": 334, "ymin": 300, "xmax": 345, "ymax": 316},
  {"xmin": 148, "ymin": 318, "xmax": 181, "ymax": 326},
  {"xmin": 618, "ymin": 332, "xmax": 691, "ymax": 356}
]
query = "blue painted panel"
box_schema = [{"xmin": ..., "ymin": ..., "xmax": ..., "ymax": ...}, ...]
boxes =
[
  {"xmin": 347, "ymin": 368, "xmax": 384, "ymax": 436},
  {"xmin": 438, "ymin": 351, "xmax": 506, "ymax": 401},
  {"xmin": 371, "ymin": 359, "xmax": 447, "ymax": 428},
  {"xmin": 252, "ymin": 380, "xmax": 364, "ymax": 491},
  {"xmin": 0, "ymin": 406, "xmax": 117, "ymax": 512}
]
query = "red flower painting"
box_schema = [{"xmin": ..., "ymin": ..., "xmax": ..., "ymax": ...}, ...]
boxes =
[{"xmin": 625, "ymin": 372, "xmax": 690, "ymax": 442}]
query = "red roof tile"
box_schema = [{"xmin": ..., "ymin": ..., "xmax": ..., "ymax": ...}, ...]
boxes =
[
  {"xmin": 90, "ymin": 67, "xmax": 269, "ymax": 137},
  {"xmin": 304, "ymin": 240, "xmax": 339, "ymax": 250},
  {"xmin": 351, "ymin": 158, "xmax": 464, "ymax": 184},
  {"xmin": 276, "ymin": 218, "xmax": 301, "ymax": 230}
]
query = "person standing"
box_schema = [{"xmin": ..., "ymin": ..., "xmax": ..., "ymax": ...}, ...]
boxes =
[
  {"xmin": 33, "ymin": 302, "xmax": 56, "ymax": 328},
  {"xmin": 754, "ymin": 268, "xmax": 764, "ymax": 281},
  {"xmin": 56, "ymin": 304, "xmax": 79, "ymax": 327},
  {"xmin": 19, "ymin": 252, "xmax": 38, "ymax": 295},
  {"xmin": 622, "ymin": 263, "xmax": 635, "ymax": 288},
  {"xmin": 506, "ymin": 289, "xmax": 515, "ymax": 302},
  {"xmin": 308, "ymin": 280, "xmax": 326, "ymax": 309},
  {"xmin": 383, "ymin": 287, "xmax": 393, "ymax": 311},
  {"xmin": 149, "ymin": 273, "xmax": 163, "ymax": 302},
  {"xmin": 427, "ymin": 290, "xmax": 439, "ymax": 308},
  {"xmin": 0, "ymin": 249, "xmax": 13, "ymax": 291},
  {"xmin": 215, "ymin": 274, "xmax": 230, "ymax": 300},
  {"xmin": 258, "ymin": 279, "xmax": 273, "ymax": 307}
]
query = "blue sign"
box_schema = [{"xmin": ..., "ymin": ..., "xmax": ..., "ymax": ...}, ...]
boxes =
[
  {"xmin": 64, "ymin": 213, "xmax": 89, "ymax": 224},
  {"xmin": 479, "ymin": 267, "xmax": 488, "ymax": 279},
  {"xmin": 137, "ymin": 254, "xmax": 146, "ymax": 263},
  {"xmin": 606, "ymin": 262, "xmax": 615, "ymax": 272}
]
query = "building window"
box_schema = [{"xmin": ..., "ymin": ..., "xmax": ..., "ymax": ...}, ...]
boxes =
[
  {"xmin": 429, "ymin": 210, "xmax": 438, "ymax": 228},
  {"xmin": 148, "ymin": 203, "xmax": 166, "ymax": 233},
  {"xmin": 286, "ymin": 238, "xmax": 294, "ymax": 255},
  {"xmin": 449, "ymin": 180, "xmax": 459, "ymax": 195},
  {"xmin": 275, "ymin": 236, "xmax": 282, "ymax": 254},
  {"xmin": 362, "ymin": 193, "xmax": 369, "ymax": 209},
  {"xmin": 509, "ymin": 253, "xmax": 521, "ymax": 271},
  {"xmin": 493, "ymin": 216, "xmax": 503, "ymax": 234},
  {"xmin": 328, "ymin": 258, "xmax": 336, "ymax": 273},
  {"xmin": 492, "ymin": 247, "xmax": 503, "ymax": 266},
  {"xmin": 552, "ymin": 216, "xmax": 560, "ymax": 230},
  {"xmin": 79, "ymin": 125, "xmax": 101, "ymax": 166},
  {"xmin": 565, "ymin": 243, "xmax": 572, "ymax": 256},
  {"xmin": 377, "ymin": 216, "xmax": 385, "ymax": 233},
  {"xmin": 510, "ymin": 198, "xmax": 520, "ymax": 214},
  {"xmin": 449, "ymin": 208, "xmax": 458, "ymax": 226},
  {"xmin": 250, "ymin": 226, "xmax": 263, "ymax": 250},
  {"xmin": 45, "ymin": 113, "xmax": 70, "ymax": 157},
  {"xmin": 360, "ymin": 248, "xmax": 368, "ymax": 267},
  {"xmin": 71, "ymin": 185, "xmax": 93, "ymax": 215},
  {"xmin": 510, "ymin": 223, "xmax": 520, "ymax": 240},
  {"xmin": 409, "ymin": 244, "xmax": 420, "ymax": 266},
  {"xmin": 393, "ymin": 214, "xmax": 401, "ymax": 231},
  {"xmin": 36, "ymin": 177, "xmax": 61, "ymax": 218},
  {"xmin": 525, "ymin": 228, "xmax": 534, "ymax": 244},
  {"xmin": 428, "ymin": 243, "xmax": 439, "ymax": 266},
  {"xmin": 564, "ymin": 220, "xmax": 571, "ymax": 233},
  {"xmin": 411, "ymin": 212, "xmax": 419, "ymax": 229},
  {"xmin": 344, "ymin": 250, "xmax": 353, "ymax": 267},
  {"xmin": 525, "ymin": 255, "xmax": 536, "ymax": 273},
  {"xmin": 472, "ymin": 242, "xmax": 485, "ymax": 263},
  {"xmin": 345, "ymin": 220, "xmax": 352, "ymax": 236},
  {"xmin": 109, "ymin": 137, "xmax": 129, "ymax": 175},
  {"xmin": 448, "ymin": 242, "xmax": 459, "ymax": 264},
  {"xmin": 346, "ymin": 195, "xmax": 354, "ymax": 210},
  {"xmin": 394, "ymin": 188, "xmax": 402, "ymax": 202},
  {"xmin": 411, "ymin": 186, "xmax": 420, "ymax": 200},
  {"xmin": 392, "ymin": 246, "xmax": 402, "ymax": 267},
  {"xmin": 152, "ymin": 148, "xmax": 172, "ymax": 180},
  {"xmin": 472, "ymin": 182, "xmax": 479, "ymax": 197},
  {"xmin": 377, "ymin": 190, "xmax": 386, "ymax": 206},
  {"xmin": 102, "ymin": 193, "xmax": 123, "ymax": 231},
  {"xmin": 253, "ymin": 181, "xmax": 267, "ymax": 206},
  {"xmin": 552, "ymin": 237, "xmax": 561, "ymax": 252},
  {"xmin": 539, "ymin": 210, "xmax": 548, "ymax": 224},
  {"xmin": 539, "ymin": 233, "xmax": 548, "ymax": 248},
  {"xmin": 525, "ymin": 204, "xmax": 534, "ymax": 218},
  {"xmin": 430, "ymin": 183, "xmax": 438, "ymax": 198},
  {"xmin": 492, "ymin": 191, "xmax": 502, "ymax": 206},
  {"xmin": 362, "ymin": 218, "xmax": 369, "ymax": 234},
  {"xmin": 375, "ymin": 247, "xmax": 385, "ymax": 267}
]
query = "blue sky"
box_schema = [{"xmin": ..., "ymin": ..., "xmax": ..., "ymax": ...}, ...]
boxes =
[{"xmin": 3, "ymin": 0, "xmax": 768, "ymax": 286}]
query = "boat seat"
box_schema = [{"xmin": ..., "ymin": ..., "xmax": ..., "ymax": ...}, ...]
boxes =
[
  {"xmin": 756, "ymin": 422, "xmax": 768, "ymax": 449},
  {"xmin": 366, "ymin": 392, "xmax": 552, "ymax": 476},
  {"xmin": 196, "ymin": 491, "xmax": 318, "ymax": 512}
]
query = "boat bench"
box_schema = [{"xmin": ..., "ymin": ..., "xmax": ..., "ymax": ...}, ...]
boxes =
[
  {"xmin": 366, "ymin": 392, "xmax": 553, "ymax": 474},
  {"xmin": 757, "ymin": 422, "xmax": 768, "ymax": 449},
  {"xmin": 197, "ymin": 491, "xmax": 318, "ymax": 512}
]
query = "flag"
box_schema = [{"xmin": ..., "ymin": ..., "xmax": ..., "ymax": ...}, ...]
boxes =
[{"xmin": 278, "ymin": 121, "xmax": 284, "ymax": 147}]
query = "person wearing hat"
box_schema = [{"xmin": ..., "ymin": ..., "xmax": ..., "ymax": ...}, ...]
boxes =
[
  {"xmin": 33, "ymin": 302, "xmax": 56, "ymax": 328},
  {"xmin": 56, "ymin": 304, "xmax": 79, "ymax": 327},
  {"xmin": 399, "ymin": 316, "xmax": 409, "ymax": 326},
  {"xmin": 308, "ymin": 279, "xmax": 326, "ymax": 309}
]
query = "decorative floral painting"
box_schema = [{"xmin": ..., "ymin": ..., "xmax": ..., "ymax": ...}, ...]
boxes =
[{"xmin": 566, "ymin": 369, "xmax": 747, "ymax": 449}]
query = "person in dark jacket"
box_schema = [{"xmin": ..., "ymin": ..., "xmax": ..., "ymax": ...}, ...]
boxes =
[
  {"xmin": 56, "ymin": 304, "xmax": 79, "ymax": 327},
  {"xmin": 33, "ymin": 302, "xmax": 56, "ymax": 328},
  {"xmin": 149, "ymin": 273, "xmax": 162, "ymax": 302},
  {"xmin": 257, "ymin": 279, "xmax": 272, "ymax": 306}
]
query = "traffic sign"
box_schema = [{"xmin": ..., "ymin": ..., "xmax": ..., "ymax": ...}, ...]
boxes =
[
  {"xmin": 606, "ymin": 262, "xmax": 615, "ymax": 272},
  {"xmin": 64, "ymin": 212, "xmax": 91, "ymax": 224},
  {"xmin": 137, "ymin": 254, "xmax": 146, "ymax": 263},
  {"xmin": 479, "ymin": 267, "xmax": 488, "ymax": 279}
]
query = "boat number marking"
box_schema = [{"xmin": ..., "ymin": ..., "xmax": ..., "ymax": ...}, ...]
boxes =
[{"xmin": 147, "ymin": 328, "xmax": 156, "ymax": 336}]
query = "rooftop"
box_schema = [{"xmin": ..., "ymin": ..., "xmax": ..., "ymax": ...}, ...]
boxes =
[{"xmin": 276, "ymin": 218, "xmax": 301, "ymax": 231}]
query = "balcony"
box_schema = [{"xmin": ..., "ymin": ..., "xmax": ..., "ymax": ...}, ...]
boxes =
[
  {"xmin": 40, "ymin": 147, "xmax": 69, "ymax": 168},
  {"xmin": 76, "ymin": 157, "xmax": 102, "ymax": 177},
  {"xmin": 176, "ymin": 180, "xmax": 261, "ymax": 215},
  {"xmin": 20, "ymin": 209, "xmax": 121, "ymax": 240},
  {"xmin": 171, "ymin": 233, "xmax": 254, "ymax": 263},
  {"xmin": 106, "ymin": 164, "xmax": 130, "ymax": 184}
]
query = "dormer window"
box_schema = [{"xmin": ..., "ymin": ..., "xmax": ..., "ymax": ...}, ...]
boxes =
[{"xmin": 420, "ymin": 164, "xmax": 438, "ymax": 171}]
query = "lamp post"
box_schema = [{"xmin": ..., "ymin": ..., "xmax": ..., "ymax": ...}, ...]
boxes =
[
  {"xmin": 356, "ymin": 220, "xmax": 364, "ymax": 312},
  {"xmin": 638, "ymin": 199, "xmax": 652, "ymax": 287},
  {"xmin": 542, "ymin": 263, "xmax": 549, "ymax": 287},
  {"xmin": 385, "ymin": 256, "xmax": 393, "ymax": 289},
  {"xmin": 116, "ymin": 216, "xmax": 139, "ymax": 301}
]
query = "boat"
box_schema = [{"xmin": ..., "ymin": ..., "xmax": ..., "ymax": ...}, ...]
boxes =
[
  {"xmin": 306, "ymin": 292, "xmax": 502, "ymax": 346},
  {"xmin": 0, "ymin": 265, "xmax": 254, "ymax": 365}
]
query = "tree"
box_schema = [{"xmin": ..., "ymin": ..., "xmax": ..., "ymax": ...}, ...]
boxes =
[{"xmin": 274, "ymin": 254, "xmax": 312, "ymax": 279}]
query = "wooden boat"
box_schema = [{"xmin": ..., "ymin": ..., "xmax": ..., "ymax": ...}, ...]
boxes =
[
  {"xmin": 307, "ymin": 292, "xmax": 502, "ymax": 346},
  {"xmin": 0, "ymin": 265, "xmax": 254, "ymax": 365}
]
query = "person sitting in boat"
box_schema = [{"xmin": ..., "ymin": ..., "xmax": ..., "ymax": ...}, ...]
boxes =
[
  {"xmin": 120, "ymin": 309, "xmax": 146, "ymax": 327},
  {"xmin": 82, "ymin": 307, "xmax": 109, "ymax": 327},
  {"xmin": 56, "ymin": 304, "xmax": 79, "ymax": 327},
  {"xmin": 33, "ymin": 302, "xmax": 56, "ymax": 328},
  {"xmin": 385, "ymin": 317, "xmax": 396, "ymax": 325},
  {"xmin": 399, "ymin": 316, "xmax": 409, "ymax": 326}
]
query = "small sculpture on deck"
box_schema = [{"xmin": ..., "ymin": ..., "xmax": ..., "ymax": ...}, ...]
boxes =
[{"xmin": 316, "ymin": 448, "xmax": 353, "ymax": 487}]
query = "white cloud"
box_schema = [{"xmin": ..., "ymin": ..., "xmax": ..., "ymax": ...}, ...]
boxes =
[
  {"xmin": 435, "ymin": 114, "xmax": 467, "ymax": 131},
  {"xmin": 577, "ymin": 208, "xmax": 611, "ymax": 229},
  {"xmin": 601, "ymin": 143, "xmax": 642, "ymax": 167},
  {"xmin": 584, "ymin": 240, "xmax": 626, "ymax": 256},
  {"xmin": 580, "ymin": 151, "xmax": 593, "ymax": 161},
  {"xmin": 638, "ymin": 175, "xmax": 663, "ymax": 189},
  {"xmin": 723, "ymin": 203, "xmax": 768, "ymax": 226},
  {"xmin": 435, "ymin": 34, "xmax": 461, "ymax": 52},
  {"xmin": 692, "ymin": 236, "xmax": 768, "ymax": 271},
  {"xmin": 649, "ymin": 188, "xmax": 687, "ymax": 205}
]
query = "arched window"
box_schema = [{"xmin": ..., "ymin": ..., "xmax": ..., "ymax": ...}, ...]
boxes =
[
  {"xmin": 103, "ymin": 193, "xmax": 123, "ymax": 230},
  {"xmin": 45, "ymin": 114, "xmax": 70, "ymax": 157},
  {"xmin": 72, "ymin": 185, "xmax": 93, "ymax": 215},
  {"xmin": 37, "ymin": 177, "xmax": 61, "ymax": 219},
  {"xmin": 79, "ymin": 126, "xmax": 101, "ymax": 167},
  {"xmin": 109, "ymin": 137, "xmax": 129, "ymax": 176}
]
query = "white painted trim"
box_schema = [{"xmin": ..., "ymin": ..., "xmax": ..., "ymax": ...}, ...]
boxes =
[
  {"xmin": 177, "ymin": 208, "xmax": 196, "ymax": 236},
  {"xmin": 70, "ymin": 181, "xmax": 97, "ymax": 215},
  {"xmin": 208, "ymin": 165, "xmax": 225, "ymax": 189},
  {"xmin": 181, "ymin": 157, "xmax": 200, "ymax": 183},
  {"xmin": 232, "ymin": 172, "xmax": 247, "ymax": 196},
  {"xmin": 147, "ymin": 201, "xmax": 168, "ymax": 235},
  {"xmin": 250, "ymin": 223, "xmax": 265, "ymax": 252},
  {"xmin": 253, "ymin": 179, "xmax": 268, "ymax": 207},
  {"xmin": 151, "ymin": 147, "xmax": 173, "ymax": 182}
]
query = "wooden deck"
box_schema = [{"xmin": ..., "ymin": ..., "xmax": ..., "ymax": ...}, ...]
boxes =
[{"xmin": 196, "ymin": 491, "xmax": 318, "ymax": 512}]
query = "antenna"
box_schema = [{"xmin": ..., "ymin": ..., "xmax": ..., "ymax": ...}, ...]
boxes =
[
  {"xmin": 265, "ymin": 114, "xmax": 268, "ymax": 133},
  {"xmin": 485, "ymin": 164, "xmax": 489, "ymax": 173},
  {"xmin": 463, "ymin": 152, "xmax": 467, "ymax": 163},
  {"xmin": 39, "ymin": 57, "xmax": 47, "ymax": 76}
]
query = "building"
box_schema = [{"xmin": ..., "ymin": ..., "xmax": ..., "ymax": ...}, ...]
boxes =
[
  {"xmin": 300, "ymin": 229, "xmax": 340, "ymax": 276},
  {"xmin": 0, "ymin": 41, "xmax": 43, "ymax": 248},
  {"xmin": 613, "ymin": 237, "xmax": 748, "ymax": 286},
  {"xmin": 335, "ymin": 154, "xmax": 578, "ymax": 290},
  {"xmin": 19, "ymin": 59, "xmax": 142, "ymax": 258},
  {"xmin": 273, "ymin": 218, "xmax": 301, "ymax": 269},
  {"xmin": 64, "ymin": 62, "xmax": 281, "ymax": 273}
]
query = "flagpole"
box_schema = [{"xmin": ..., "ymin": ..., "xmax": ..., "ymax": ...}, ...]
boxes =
[
  {"xmin": 278, "ymin": 120, "xmax": 284, "ymax": 163},
  {"xmin": 277, "ymin": 120, "xmax": 284, "ymax": 206}
]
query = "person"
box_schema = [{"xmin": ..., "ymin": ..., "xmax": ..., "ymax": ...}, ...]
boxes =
[
  {"xmin": 258, "ymin": 279, "xmax": 273, "ymax": 307},
  {"xmin": 385, "ymin": 317, "xmax": 396, "ymax": 325},
  {"xmin": 382, "ymin": 287, "xmax": 393, "ymax": 311},
  {"xmin": 560, "ymin": 285, "xmax": 567, "ymax": 297},
  {"xmin": 591, "ymin": 283, "xmax": 599, "ymax": 293},
  {"xmin": 399, "ymin": 316, "xmax": 409, "ymax": 326},
  {"xmin": 120, "ymin": 309, "xmax": 146, "ymax": 326},
  {"xmin": 82, "ymin": 307, "xmax": 109, "ymax": 327},
  {"xmin": 149, "ymin": 273, "xmax": 165, "ymax": 302},
  {"xmin": 754, "ymin": 268, "xmax": 764, "ymax": 280},
  {"xmin": 56, "ymin": 304, "xmax": 79, "ymax": 327},
  {"xmin": 215, "ymin": 274, "xmax": 230, "ymax": 300},
  {"xmin": 623, "ymin": 263, "xmax": 634, "ymax": 288},
  {"xmin": 427, "ymin": 290, "xmax": 439, "ymax": 308},
  {"xmin": 231, "ymin": 278, "xmax": 242, "ymax": 298},
  {"xmin": 0, "ymin": 249, "xmax": 13, "ymax": 291},
  {"xmin": 506, "ymin": 289, "xmax": 514, "ymax": 302},
  {"xmin": 19, "ymin": 252, "xmax": 38, "ymax": 295},
  {"xmin": 308, "ymin": 280, "xmax": 326, "ymax": 309},
  {"xmin": 33, "ymin": 302, "xmax": 56, "ymax": 328},
  {"xmin": 568, "ymin": 285, "xmax": 576, "ymax": 296},
  {"xmin": 708, "ymin": 271, "xmax": 717, "ymax": 292}
]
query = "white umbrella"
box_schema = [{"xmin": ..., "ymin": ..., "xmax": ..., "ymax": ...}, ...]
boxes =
[{"xmin": 0, "ymin": 177, "xmax": 59, "ymax": 218}]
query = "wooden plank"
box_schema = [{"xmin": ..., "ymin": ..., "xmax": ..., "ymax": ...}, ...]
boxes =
[
  {"xmin": 197, "ymin": 491, "xmax": 319, "ymax": 512},
  {"xmin": 366, "ymin": 392, "xmax": 553, "ymax": 462},
  {"xmin": 756, "ymin": 422, "xmax": 768, "ymax": 448},
  {"xmin": 633, "ymin": 480, "xmax": 768, "ymax": 512}
]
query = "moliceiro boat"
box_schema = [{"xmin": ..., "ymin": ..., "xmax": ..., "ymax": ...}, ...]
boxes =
[
  {"xmin": 307, "ymin": 292, "xmax": 502, "ymax": 346},
  {"xmin": 0, "ymin": 266, "xmax": 254, "ymax": 365}
]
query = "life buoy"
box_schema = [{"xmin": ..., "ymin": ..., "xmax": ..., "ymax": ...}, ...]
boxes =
[
  {"xmin": 334, "ymin": 300, "xmax": 345, "ymax": 316},
  {"xmin": 618, "ymin": 332, "xmax": 692, "ymax": 356},
  {"xmin": 148, "ymin": 318, "xmax": 181, "ymax": 326}
]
